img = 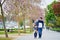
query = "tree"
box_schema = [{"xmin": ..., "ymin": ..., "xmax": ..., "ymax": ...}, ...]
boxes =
[
  {"xmin": 0, "ymin": 0, "xmax": 8, "ymax": 38},
  {"xmin": 55, "ymin": 16, "xmax": 60, "ymax": 27},
  {"xmin": 2, "ymin": 0, "xmax": 42, "ymax": 33},
  {"xmin": 52, "ymin": 1, "xmax": 60, "ymax": 15},
  {"xmin": 45, "ymin": 0, "xmax": 60, "ymax": 28},
  {"xmin": 45, "ymin": 1, "xmax": 56, "ymax": 26}
]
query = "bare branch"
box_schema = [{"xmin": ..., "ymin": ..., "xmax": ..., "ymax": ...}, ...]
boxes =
[{"xmin": 2, "ymin": 0, "xmax": 6, "ymax": 5}]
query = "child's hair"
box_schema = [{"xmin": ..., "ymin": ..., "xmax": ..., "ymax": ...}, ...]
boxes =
[{"xmin": 34, "ymin": 24, "xmax": 36, "ymax": 26}]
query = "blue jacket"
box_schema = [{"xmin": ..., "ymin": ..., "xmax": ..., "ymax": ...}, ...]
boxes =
[{"xmin": 35, "ymin": 20, "xmax": 44, "ymax": 32}]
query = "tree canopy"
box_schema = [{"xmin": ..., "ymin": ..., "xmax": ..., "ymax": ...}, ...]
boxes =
[
  {"xmin": 52, "ymin": 1, "xmax": 60, "ymax": 15},
  {"xmin": 45, "ymin": 1, "xmax": 56, "ymax": 26}
]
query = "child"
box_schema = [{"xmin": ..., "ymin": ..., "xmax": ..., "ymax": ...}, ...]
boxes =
[{"xmin": 33, "ymin": 24, "xmax": 38, "ymax": 38}]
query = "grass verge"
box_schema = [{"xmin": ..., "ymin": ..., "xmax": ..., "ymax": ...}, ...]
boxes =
[
  {"xmin": 52, "ymin": 28, "xmax": 60, "ymax": 32},
  {"xmin": 0, "ymin": 37, "xmax": 11, "ymax": 40}
]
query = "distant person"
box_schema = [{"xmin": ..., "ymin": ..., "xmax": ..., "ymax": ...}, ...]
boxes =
[{"xmin": 35, "ymin": 17, "xmax": 44, "ymax": 38}]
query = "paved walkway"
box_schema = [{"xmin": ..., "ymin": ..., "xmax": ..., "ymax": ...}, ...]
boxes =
[{"xmin": 14, "ymin": 29, "xmax": 60, "ymax": 40}]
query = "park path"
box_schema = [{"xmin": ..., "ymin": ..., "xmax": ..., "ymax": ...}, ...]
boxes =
[{"xmin": 14, "ymin": 29, "xmax": 60, "ymax": 40}]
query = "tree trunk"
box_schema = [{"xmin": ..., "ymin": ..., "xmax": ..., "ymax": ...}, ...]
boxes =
[
  {"xmin": 18, "ymin": 22, "xmax": 20, "ymax": 35},
  {"xmin": 0, "ymin": 2, "xmax": 8, "ymax": 38},
  {"xmin": 23, "ymin": 14, "xmax": 26, "ymax": 33},
  {"xmin": 17, "ymin": 16, "xmax": 20, "ymax": 35},
  {"xmin": 30, "ymin": 19, "xmax": 33, "ymax": 32}
]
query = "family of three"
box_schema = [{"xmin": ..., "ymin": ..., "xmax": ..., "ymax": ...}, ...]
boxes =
[{"xmin": 33, "ymin": 17, "xmax": 44, "ymax": 38}]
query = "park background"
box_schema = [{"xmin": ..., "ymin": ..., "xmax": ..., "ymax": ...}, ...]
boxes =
[{"xmin": 0, "ymin": 0, "xmax": 60, "ymax": 40}]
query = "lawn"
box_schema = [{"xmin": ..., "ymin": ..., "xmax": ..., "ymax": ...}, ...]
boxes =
[
  {"xmin": 52, "ymin": 28, "xmax": 60, "ymax": 32},
  {"xmin": 0, "ymin": 37, "xmax": 11, "ymax": 40},
  {"xmin": 0, "ymin": 28, "xmax": 33, "ymax": 34},
  {"xmin": 0, "ymin": 31, "xmax": 18, "ymax": 35}
]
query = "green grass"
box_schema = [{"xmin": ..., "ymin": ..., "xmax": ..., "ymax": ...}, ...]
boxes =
[
  {"xmin": 52, "ymin": 28, "xmax": 60, "ymax": 32},
  {"xmin": 0, "ymin": 37, "xmax": 11, "ymax": 40},
  {"xmin": 0, "ymin": 28, "xmax": 33, "ymax": 35},
  {"xmin": 0, "ymin": 31, "xmax": 18, "ymax": 35},
  {"xmin": 0, "ymin": 31, "xmax": 5, "ymax": 34}
]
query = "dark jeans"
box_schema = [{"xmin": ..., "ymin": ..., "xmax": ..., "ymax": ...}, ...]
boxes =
[
  {"xmin": 39, "ymin": 32, "xmax": 42, "ymax": 38},
  {"xmin": 38, "ymin": 28, "xmax": 42, "ymax": 38}
]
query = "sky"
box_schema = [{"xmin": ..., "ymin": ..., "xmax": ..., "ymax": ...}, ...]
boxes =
[
  {"xmin": 40, "ymin": 0, "xmax": 54, "ymax": 8},
  {"xmin": 33, "ymin": 0, "xmax": 54, "ymax": 9}
]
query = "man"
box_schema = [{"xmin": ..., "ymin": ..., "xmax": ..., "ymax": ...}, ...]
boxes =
[{"xmin": 35, "ymin": 17, "xmax": 44, "ymax": 38}]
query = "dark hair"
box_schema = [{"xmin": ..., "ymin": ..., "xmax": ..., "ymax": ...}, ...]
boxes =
[{"xmin": 40, "ymin": 17, "xmax": 42, "ymax": 19}]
